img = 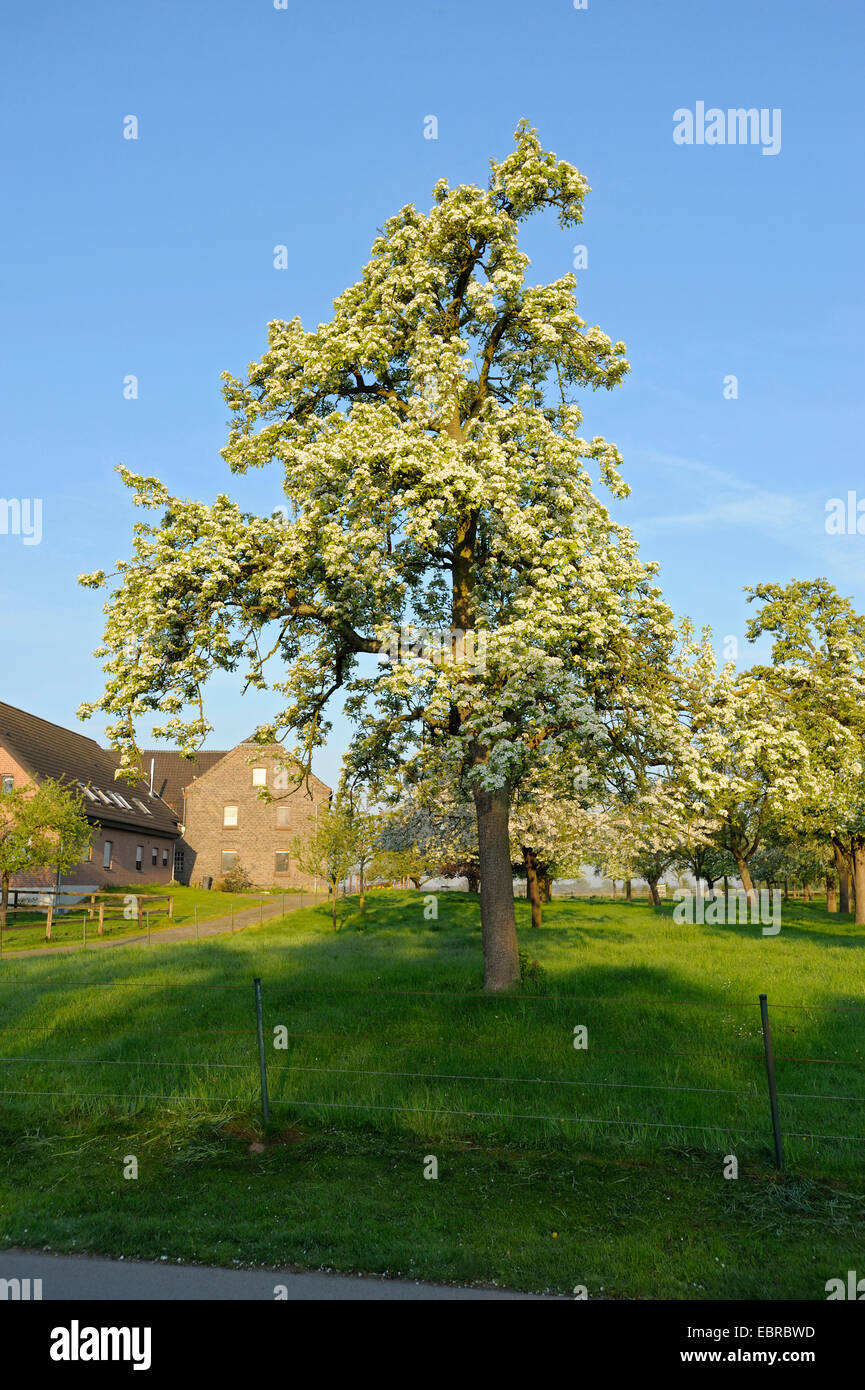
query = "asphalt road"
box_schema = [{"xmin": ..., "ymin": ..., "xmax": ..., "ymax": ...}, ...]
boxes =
[{"xmin": 1, "ymin": 1249, "xmax": 547, "ymax": 1300}]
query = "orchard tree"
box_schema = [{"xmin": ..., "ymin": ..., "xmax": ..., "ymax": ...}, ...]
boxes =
[
  {"xmin": 677, "ymin": 656, "xmax": 816, "ymax": 903},
  {"xmin": 377, "ymin": 773, "xmax": 485, "ymax": 890},
  {"xmin": 509, "ymin": 762, "xmax": 600, "ymax": 926},
  {"xmin": 336, "ymin": 783, "xmax": 382, "ymax": 913},
  {"xmin": 372, "ymin": 846, "xmax": 435, "ymax": 889},
  {"xmin": 745, "ymin": 579, "xmax": 865, "ymax": 920},
  {"xmin": 79, "ymin": 123, "xmax": 677, "ymax": 990},
  {"xmin": 290, "ymin": 804, "xmax": 355, "ymax": 930}
]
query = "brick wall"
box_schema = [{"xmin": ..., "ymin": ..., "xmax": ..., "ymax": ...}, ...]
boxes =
[
  {"xmin": 182, "ymin": 744, "xmax": 331, "ymax": 888},
  {"xmin": 12, "ymin": 827, "xmax": 176, "ymax": 889},
  {"xmin": 0, "ymin": 743, "xmax": 32, "ymax": 797}
]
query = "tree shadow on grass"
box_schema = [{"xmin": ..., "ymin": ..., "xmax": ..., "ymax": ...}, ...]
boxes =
[{"xmin": 0, "ymin": 891, "xmax": 862, "ymax": 1184}]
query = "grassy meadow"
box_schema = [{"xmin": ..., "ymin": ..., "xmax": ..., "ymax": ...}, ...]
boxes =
[{"xmin": 1, "ymin": 889, "xmax": 863, "ymax": 1298}]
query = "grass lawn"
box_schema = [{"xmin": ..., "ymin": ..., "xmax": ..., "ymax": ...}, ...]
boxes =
[
  {"xmin": 0, "ymin": 883, "xmax": 308, "ymax": 954},
  {"xmin": 0, "ymin": 890, "xmax": 863, "ymax": 1298}
]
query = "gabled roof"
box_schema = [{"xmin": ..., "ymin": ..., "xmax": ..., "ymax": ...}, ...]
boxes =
[
  {"xmin": 196, "ymin": 740, "xmax": 332, "ymax": 798},
  {"xmin": 0, "ymin": 701, "xmax": 179, "ymax": 838},
  {"xmin": 139, "ymin": 749, "xmax": 229, "ymax": 814}
]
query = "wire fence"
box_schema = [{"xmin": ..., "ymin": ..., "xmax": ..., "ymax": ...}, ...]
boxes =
[
  {"xmin": 0, "ymin": 890, "xmax": 327, "ymax": 956},
  {"xmin": 1, "ymin": 974, "xmax": 864, "ymax": 1171}
]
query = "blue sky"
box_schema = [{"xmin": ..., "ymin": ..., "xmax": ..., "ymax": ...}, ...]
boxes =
[{"xmin": 1, "ymin": 0, "xmax": 862, "ymax": 789}]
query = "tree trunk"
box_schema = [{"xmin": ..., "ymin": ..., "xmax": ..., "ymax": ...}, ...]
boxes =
[
  {"xmin": 625, "ymin": 878, "xmax": 632, "ymax": 901},
  {"xmin": 733, "ymin": 851, "xmax": 757, "ymax": 908},
  {"xmin": 474, "ymin": 784, "xmax": 520, "ymax": 991},
  {"xmin": 0, "ymin": 871, "xmax": 8, "ymax": 934},
  {"xmin": 611, "ymin": 880, "xmax": 617, "ymax": 900},
  {"xmin": 539, "ymin": 872, "xmax": 552, "ymax": 903},
  {"xmin": 826, "ymin": 875, "xmax": 837, "ymax": 913},
  {"xmin": 523, "ymin": 847, "xmax": 542, "ymax": 929},
  {"xmin": 852, "ymin": 838, "xmax": 865, "ymax": 927},
  {"xmin": 330, "ymin": 879, "xmax": 337, "ymax": 931},
  {"xmin": 648, "ymin": 877, "xmax": 661, "ymax": 907},
  {"xmin": 833, "ymin": 840, "xmax": 850, "ymax": 914},
  {"xmin": 465, "ymin": 864, "xmax": 480, "ymax": 894}
]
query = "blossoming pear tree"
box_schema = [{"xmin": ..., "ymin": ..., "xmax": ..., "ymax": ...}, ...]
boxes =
[
  {"xmin": 509, "ymin": 785, "xmax": 597, "ymax": 927},
  {"xmin": 745, "ymin": 578, "xmax": 865, "ymax": 921},
  {"xmin": 79, "ymin": 122, "xmax": 677, "ymax": 990},
  {"xmin": 685, "ymin": 664, "xmax": 819, "ymax": 903}
]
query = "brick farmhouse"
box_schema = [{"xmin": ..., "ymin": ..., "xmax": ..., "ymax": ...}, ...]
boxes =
[
  {"xmin": 0, "ymin": 702, "xmax": 332, "ymax": 895},
  {"xmin": 142, "ymin": 741, "xmax": 331, "ymax": 889},
  {"xmin": 0, "ymin": 701, "xmax": 179, "ymax": 891}
]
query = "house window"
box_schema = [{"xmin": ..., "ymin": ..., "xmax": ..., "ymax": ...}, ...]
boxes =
[
  {"xmin": 103, "ymin": 841, "xmax": 113, "ymax": 869},
  {"xmin": 174, "ymin": 848, "xmax": 185, "ymax": 875},
  {"xmin": 276, "ymin": 806, "xmax": 291, "ymax": 828},
  {"xmin": 223, "ymin": 805, "xmax": 238, "ymax": 827},
  {"xmin": 275, "ymin": 851, "xmax": 290, "ymax": 875},
  {"xmin": 136, "ymin": 846, "xmax": 144, "ymax": 872},
  {"xmin": 252, "ymin": 767, "xmax": 267, "ymax": 787},
  {"xmin": 273, "ymin": 768, "xmax": 288, "ymax": 791},
  {"xmin": 2, "ymin": 775, "xmax": 14, "ymax": 794},
  {"xmin": 222, "ymin": 850, "xmax": 238, "ymax": 872},
  {"xmin": 152, "ymin": 847, "xmax": 158, "ymax": 866},
  {"xmin": 162, "ymin": 848, "xmax": 169, "ymax": 867}
]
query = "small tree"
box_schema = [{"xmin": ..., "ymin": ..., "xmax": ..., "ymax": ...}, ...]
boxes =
[
  {"xmin": 338, "ymin": 786, "xmax": 382, "ymax": 913},
  {"xmin": 0, "ymin": 779, "xmax": 93, "ymax": 930},
  {"xmin": 372, "ymin": 846, "xmax": 434, "ymax": 889},
  {"xmin": 290, "ymin": 805, "xmax": 356, "ymax": 930}
]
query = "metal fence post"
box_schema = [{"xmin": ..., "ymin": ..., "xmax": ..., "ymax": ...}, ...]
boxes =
[
  {"xmin": 194, "ymin": 904, "xmax": 199, "ymax": 941},
  {"xmin": 759, "ymin": 993, "xmax": 784, "ymax": 1170},
  {"xmin": 83, "ymin": 913, "xmax": 87, "ymax": 949},
  {"xmin": 259, "ymin": 897, "xmax": 263, "ymax": 924},
  {"xmin": 254, "ymin": 976, "xmax": 270, "ymax": 1126}
]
